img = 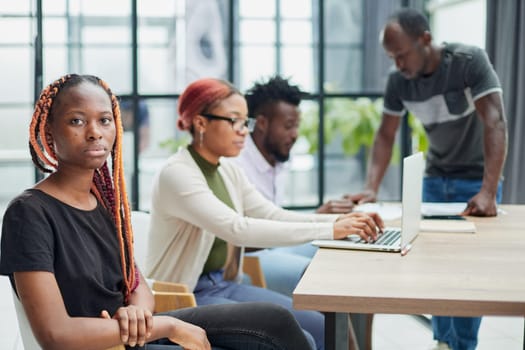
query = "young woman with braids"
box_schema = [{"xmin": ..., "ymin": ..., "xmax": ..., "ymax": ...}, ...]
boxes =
[
  {"xmin": 145, "ymin": 78, "xmax": 385, "ymax": 350},
  {"xmin": 0, "ymin": 74, "xmax": 316, "ymax": 350}
]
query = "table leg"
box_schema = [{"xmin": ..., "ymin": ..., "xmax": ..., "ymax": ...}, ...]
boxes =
[
  {"xmin": 325, "ymin": 312, "xmax": 348, "ymax": 350},
  {"xmin": 350, "ymin": 314, "xmax": 373, "ymax": 350}
]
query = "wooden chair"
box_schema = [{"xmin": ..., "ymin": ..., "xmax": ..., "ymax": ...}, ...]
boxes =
[
  {"xmin": 242, "ymin": 255, "xmax": 267, "ymax": 288},
  {"xmin": 150, "ymin": 280, "xmax": 196, "ymax": 311}
]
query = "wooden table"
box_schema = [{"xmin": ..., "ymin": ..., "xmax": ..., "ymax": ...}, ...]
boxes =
[{"xmin": 293, "ymin": 205, "xmax": 525, "ymax": 350}]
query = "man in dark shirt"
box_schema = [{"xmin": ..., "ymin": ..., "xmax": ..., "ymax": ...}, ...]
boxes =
[{"xmin": 347, "ymin": 8, "xmax": 508, "ymax": 350}]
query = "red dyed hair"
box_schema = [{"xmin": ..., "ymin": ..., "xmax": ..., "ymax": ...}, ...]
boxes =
[{"xmin": 177, "ymin": 78, "xmax": 241, "ymax": 132}]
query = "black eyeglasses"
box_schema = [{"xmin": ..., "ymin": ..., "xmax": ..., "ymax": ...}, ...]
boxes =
[{"xmin": 201, "ymin": 113, "xmax": 256, "ymax": 132}]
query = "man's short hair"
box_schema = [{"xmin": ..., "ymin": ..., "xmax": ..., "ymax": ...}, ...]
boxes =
[
  {"xmin": 387, "ymin": 8, "xmax": 430, "ymax": 39},
  {"xmin": 245, "ymin": 75, "xmax": 304, "ymax": 118}
]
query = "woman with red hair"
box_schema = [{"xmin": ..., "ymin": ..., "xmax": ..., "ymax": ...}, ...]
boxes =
[
  {"xmin": 0, "ymin": 74, "xmax": 318, "ymax": 350},
  {"xmin": 146, "ymin": 78, "xmax": 383, "ymax": 350}
]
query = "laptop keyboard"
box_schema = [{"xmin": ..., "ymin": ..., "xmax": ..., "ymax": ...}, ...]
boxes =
[{"xmin": 358, "ymin": 228, "xmax": 401, "ymax": 245}]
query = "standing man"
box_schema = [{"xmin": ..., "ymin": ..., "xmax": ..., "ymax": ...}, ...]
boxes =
[
  {"xmin": 232, "ymin": 75, "xmax": 354, "ymax": 297},
  {"xmin": 348, "ymin": 8, "xmax": 507, "ymax": 350}
]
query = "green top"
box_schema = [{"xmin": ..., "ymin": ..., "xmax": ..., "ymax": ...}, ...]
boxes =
[{"xmin": 187, "ymin": 145, "xmax": 235, "ymax": 273}]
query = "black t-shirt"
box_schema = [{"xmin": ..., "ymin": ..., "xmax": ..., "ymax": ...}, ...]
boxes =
[{"xmin": 0, "ymin": 189, "xmax": 125, "ymax": 317}]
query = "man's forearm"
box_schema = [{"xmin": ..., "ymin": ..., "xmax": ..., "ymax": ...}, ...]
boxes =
[
  {"xmin": 475, "ymin": 92, "xmax": 508, "ymax": 198},
  {"xmin": 482, "ymin": 118, "xmax": 507, "ymax": 196}
]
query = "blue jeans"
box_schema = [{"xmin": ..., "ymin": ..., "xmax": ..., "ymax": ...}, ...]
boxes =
[
  {"xmin": 243, "ymin": 243, "xmax": 318, "ymax": 297},
  {"xmin": 424, "ymin": 176, "xmax": 502, "ymax": 350},
  {"xmin": 145, "ymin": 302, "xmax": 314, "ymax": 349},
  {"xmin": 195, "ymin": 270, "xmax": 321, "ymax": 350}
]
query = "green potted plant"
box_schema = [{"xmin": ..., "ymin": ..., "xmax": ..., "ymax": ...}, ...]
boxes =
[{"xmin": 299, "ymin": 97, "xmax": 428, "ymax": 162}]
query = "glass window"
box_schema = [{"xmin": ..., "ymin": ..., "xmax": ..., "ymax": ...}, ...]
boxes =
[
  {"xmin": 430, "ymin": 0, "xmax": 486, "ymax": 48},
  {"xmin": 146, "ymin": 17, "xmax": 187, "ymax": 94},
  {"xmin": 0, "ymin": 2, "xmax": 32, "ymax": 14},
  {"xmin": 321, "ymin": 97, "xmax": 401, "ymax": 201},
  {"xmin": 4, "ymin": 0, "xmax": 409, "ymax": 213},
  {"xmin": 80, "ymin": 48, "xmax": 132, "ymax": 95},
  {"xmin": 281, "ymin": 20, "xmax": 312, "ymax": 44},
  {"xmin": 139, "ymin": 23, "xmax": 170, "ymax": 44},
  {"xmin": 136, "ymin": 98, "xmax": 183, "ymax": 210},
  {"xmin": 284, "ymin": 148, "xmax": 319, "ymax": 207},
  {"xmin": 239, "ymin": 46, "xmax": 276, "ymax": 91},
  {"xmin": 0, "ymin": 162, "xmax": 34, "ymax": 215},
  {"xmin": 0, "ymin": 19, "xmax": 32, "ymax": 44},
  {"xmin": 138, "ymin": 7, "xmax": 179, "ymax": 94},
  {"xmin": 280, "ymin": 0, "xmax": 312, "ymax": 19},
  {"xmin": 0, "ymin": 1, "xmax": 34, "ymax": 213},
  {"xmin": 239, "ymin": 0, "xmax": 275, "ymax": 18},
  {"xmin": 0, "ymin": 106, "xmax": 33, "ymax": 150},
  {"xmin": 143, "ymin": 98, "xmax": 181, "ymax": 156},
  {"xmin": 0, "ymin": 48, "xmax": 33, "ymax": 103},
  {"xmin": 281, "ymin": 47, "xmax": 314, "ymax": 92},
  {"xmin": 322, "ymin": 97, "xmax": 374, "ymax": 199},
  {"xmin": 71, "ymin": 0, "xmax": 130, "ymax": 17},
  {"xmin": 41, "ymin": 3, "xmax": 134, "ymax": 94},
  {"xmin": 324, "ymin": 0, "xmax": 363, "ymax": 93},
  {"xmin": 282, "ymin": 99, "xmax": 320, "ymax": 207},
  {"xmin": 43, "ymin": 47, "xmax": 68, "ymax": 84},
  {"xmin": 239, "ymin": 20, "xmax": 276, "ymax": 44},
  {"xmin": 42, "ymin": 0, "xmax": 67, "ymax": 15},
  {"xmin": 325, "ymin": 0, "xmax": 362, "ymax": 45},
  {"xmin": 138, "ymin": 0, "xmax": 179, "ymax": 17},
  {"xmin": 324, "ymin": 47, "xmax": 362, "ymax": 93},
  {"xmin": 83, "ymin": 26, "xmax": 131, "ymax": 44},
  {"xmin": 0, "ymin": 107, "xmax": 34, "ymax": 215},
  {"xmin": 43, "ymin": 18, "xmax": 68, "ymax": 44},
  {"xmin": 139, "ymin": 47, "xmax": 180, "ymax": 94}
]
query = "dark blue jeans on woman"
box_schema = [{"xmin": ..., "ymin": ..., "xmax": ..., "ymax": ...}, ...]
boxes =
[
  {"xmin": 423, "ymin": 176, "xmax": 502, "ymax": 350},
  {"xmin": 144, "ymin": 302, "xmax": 314, "ymax": 349}
]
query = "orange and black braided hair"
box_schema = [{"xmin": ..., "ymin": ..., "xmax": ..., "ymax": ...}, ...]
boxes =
[{"xmin": 29, "ymin": 74, "xmax": 137, "ymax": 299}]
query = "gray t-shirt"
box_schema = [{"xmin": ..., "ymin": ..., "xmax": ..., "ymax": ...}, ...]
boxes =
[{"xmin": 383, "ymin": 42, "xmax": 502, "ymax": 178}]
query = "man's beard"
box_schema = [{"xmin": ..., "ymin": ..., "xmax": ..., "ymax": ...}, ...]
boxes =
[
  {"xmin": 265, "ymin": 138, "xmax": 290, "ymax": 163},
  {"xmin": 273, "ymin": 150, "xmax": 290, "ymax": 163}
]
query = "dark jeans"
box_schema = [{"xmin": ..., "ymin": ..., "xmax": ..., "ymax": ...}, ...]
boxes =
[
  {"xmin": 194, "ymin": 270, "xmax": 321, "ymax": 349},
  {"xmin": 144, "ymin": 302, "xmax": 313, "ymax": 350},
  {"xmin": 424, "ymin": 176, "xmax": 503, "ymax": 350}
]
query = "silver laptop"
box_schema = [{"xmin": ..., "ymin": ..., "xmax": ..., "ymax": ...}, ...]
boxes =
[{"xmin": 312, "ymin": 152, "xmax": 424, "ymax": 255}]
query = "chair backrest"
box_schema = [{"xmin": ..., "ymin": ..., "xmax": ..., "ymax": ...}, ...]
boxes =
[
  {"xmin": 242, "ymin": 255, "xmax": 267, "ymax": 288},
  {"xmin": 131, "ymin": 210, "xmax": 151, "ymax": 271},
  {"xmin": 12, "ymin": 290, "xmax": 40, "ymax": 350},
  {"xmin": 131, "ymin": 210, "xmax": 158, "ymax": 289}
]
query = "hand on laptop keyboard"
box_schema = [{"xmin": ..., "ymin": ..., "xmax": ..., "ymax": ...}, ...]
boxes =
[{"xmin": 333, "ymin": 211, "xmax": 384, "ymax": 241}]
